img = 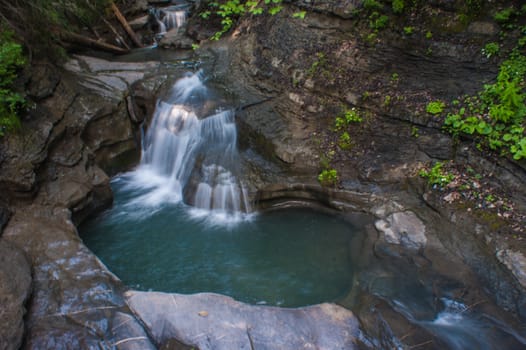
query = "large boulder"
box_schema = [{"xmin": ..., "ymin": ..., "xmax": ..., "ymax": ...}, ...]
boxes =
[{"xmin": 126, "ymin": 291, "xmax": 360, "ymax": 349}]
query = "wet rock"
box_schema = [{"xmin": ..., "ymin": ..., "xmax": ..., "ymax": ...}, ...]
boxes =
[
  {"xmin": 0, "ymin": 240, "xmax": 32, "ymax": 350},
  {"xmin": 375, "ymin": 211, "xmax": 427, "ymax": 250},
  {"xmin": 159, "ymin": 28, "xmax": 195, "ymax": 49},
  {"xmin": 497, "ymin": 250, "xmax": 526, "ymax": 290},
  {"xmin": 126, "ymin": 291, "xmax": 360, "ymax": 349},
  {"xmin": 2, "ymin": 206, "xmax": 156, "ymax": 350}
]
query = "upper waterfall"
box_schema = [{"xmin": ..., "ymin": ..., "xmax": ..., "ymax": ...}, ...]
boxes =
[{"xmin": 131, "ymin": 71, "xmax": 250, "ymax": 221}]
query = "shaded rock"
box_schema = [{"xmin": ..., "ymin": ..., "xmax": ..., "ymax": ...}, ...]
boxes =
[
  {"xmin": 126, "ymin": 291, "xmax": 360, "ymax": 350},
  {"xmin": 0, "ymin": 206, "xmax": 11, "ymax": 233},
  {"xmin": 468, "ymin": 21, "xmax": 499, "ymax": 36},
  {"xmin": 497, "ymin": 250, "xmax": 526, "ymax": 290},
  {"xmin": 375, "ymin": 211, "xmax": 427, "ymax": 250},
  {"xmin": 27, "ymin": 63, "xmax": 60, "ymax": 100},
  {"xmin": 296, "ymin": 0, "xmax": 362, "ymax": 19},
  {"xmin": 2, "ymin": 205, "xmax": 155, "ymax": 350},
  {"xmin": 0, "ymin": 240, "xmax": 32, "ymax": 350},
  {"xmin": 159, "ymin": 28, "xmax": 195, "ymax": 49}
]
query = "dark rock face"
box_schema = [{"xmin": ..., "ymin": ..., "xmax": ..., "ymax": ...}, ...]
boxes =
[
  {"xmin": 2, "ymin": 206, "xmax": 156, "ymax": 350},
  {"xmin": 0, "ymin": 240, "xmax": 31, "ymax": 350},
  {"xmin": 126, "ymin": 291, "xmax": 360, "ymax": 350}
]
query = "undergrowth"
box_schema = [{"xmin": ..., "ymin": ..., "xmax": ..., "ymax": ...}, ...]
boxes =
[
  {"xmin": 0, "ymin": 27, "xmax": 26, "ymax": 136},
  {"xmin": 443, "ymin": 25, "xmax": 526, "ymax": 160}
]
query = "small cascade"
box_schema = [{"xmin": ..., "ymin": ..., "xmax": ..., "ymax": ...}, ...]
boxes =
[
  {"xmin": 137, "ymin": 71, "xmax": 250, "ymax": 218},
  {"xmin": 149, "ymin": 7, "xmax": 187, "ymax": 34}
]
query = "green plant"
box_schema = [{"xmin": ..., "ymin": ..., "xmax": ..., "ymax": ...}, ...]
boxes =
[
  {"xmin": 307, "ymin": 52, "xmax": 326, "ymax": 77},
  {"xmin": 338, "ymin": 131, "xmax": 352, "ymax": 149},
  {"xmin": 292, "ymin": 11, "xmax": 307, "ymax": 19},
  {"xmin": 383, "ymin": 95, "xmax": 392, "ymax": 107},
  {"xmin": 370, "ymin": 13, "xmax": 389, "ymax": 30},
  {"xmin": 366, "ymin": 32, "xmax": 378, "ymax": 43},
  {"xmin": 426, "ymin": 101, "xmax": 445, "ymax": 115},
  {"xmin": 419, "ymin": 162, "xmax": 454, "ymax": 187},
  {"xmin": 390, "ymin": 72, "xmax": 399, "ymax": 83},
  {"xmin": 334, "ymin": 107, "xmax": 363, "ymax": 131},
  {"xmin": 318, "ymin": 168, "xmax": 338, "ymax": 186},
  {"xmin": 204, "ymin": 0, "xmax": 285, "ymax": 40},
  {"xmin": 425, "ymin": 31, "xmax": 433, "ymax": 39},
  {"xmin": 482, "ymin": 42, "xmax": 499, "ymax": 58},
  {"xmin": 363, "ymin": 0, "xmax": 383, "ymax": 11},
  {"xmin": 494, "ymin": 7, "xmax": 514, "ymax": 23},
  {"xmin": 444, "ymin": 46, "xmax": 526, "ymax": 160},
  {"xmin": 403, "ymin": 26, "xmax": 414, "ymax": 35},
  {"xmin": 392, "ymin": 0, "xmax": 404, "ymax": 14},
  {"xmin": 411, "ymin": 126, "xmax": 419, "ymax": 138},
  {"xmin": 0, "ymin": 27, "xmax": 26, "ymax": 136}
]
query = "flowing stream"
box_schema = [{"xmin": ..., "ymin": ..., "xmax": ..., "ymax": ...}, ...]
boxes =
[{"xmin": 81, "ymin": 71, "xmax": 526, "ymax": 349}]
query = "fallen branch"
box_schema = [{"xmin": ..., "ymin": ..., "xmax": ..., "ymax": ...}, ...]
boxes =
[
  {"xmin": 111, "ymin": 2, "xmax": 143, "ymax": 48},
  {"xmin": 60, "ymin": 31, "xmax": 129, "ymax": 55},
  {"xmin": 103, "ymin": 16, "xmax": 131, "ymax": 50}
]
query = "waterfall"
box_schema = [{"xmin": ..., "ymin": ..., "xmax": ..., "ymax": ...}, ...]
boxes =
[
  {"xmin": 150, "ymin": 8, "xmax": 187, "ymax": 34},
  {"xmin": 134, "ymin": 71, "xmax": 250, "ymax": 219}
]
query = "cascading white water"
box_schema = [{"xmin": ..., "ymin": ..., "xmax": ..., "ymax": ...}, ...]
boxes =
[
  {"xmin": 155, "ymin": 9, "xmax": 186, "ymax": 34},
  {"xmin": 135, "ymin": 71, "xmax": 250, "ymax": 219}
]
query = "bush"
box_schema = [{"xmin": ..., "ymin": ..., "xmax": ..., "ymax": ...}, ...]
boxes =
[{"xmin": 0, "ymin": 27, "xmax": 26, "ymax": 136}]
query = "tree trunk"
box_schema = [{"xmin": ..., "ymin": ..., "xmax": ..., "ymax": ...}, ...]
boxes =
[
  {"xmin": 60, "ymin": 32, "xmax": 130, "ymax": 55},
  {"xmin": 111, "ymin": 2, "xmax": 143, "ymax": 48}
]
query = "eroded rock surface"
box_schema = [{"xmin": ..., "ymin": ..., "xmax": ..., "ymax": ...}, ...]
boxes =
[
  {"xmin": 126, "ymin": 291, "xmax": 360, "ymax": 349},
  {"xmin": 0, "ymin": 240, "xmax": 31, "ymax": 350},
  {"xmin": 374, "ymin": 211, "xmax": 427, "ymax": 250},
  {"xmin": 2, "ymin": 206, "xmax": 156, "ymax": 350}
]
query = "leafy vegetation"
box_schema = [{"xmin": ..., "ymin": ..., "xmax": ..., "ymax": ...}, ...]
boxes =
[
  {"xmin": 292, "ymin": 11, "xmax": 306, "ymax": 19},
  {"xmin": 200, "ymin": 0, "xmax": 285, "ymax": 40},
  {"xmin": 338, "ymin": 131, "xmax": 352, "ymax": 150},
  {"xmin": 334, "ymin": 107, "xmax": 363, "ymax": 131},
  {"xmin": 482, "ymin": 42, "xmax": 499, "ymax": 58},
  {"xmin": 0, "ymin": 27, "xmax": 26, "ymax": 136},
  {"xmin": 392, "ymin": 0, "xmax": 404, "ymax": 14},
  {"xmin": 403, "ymin": 26, "xmax": 414, "ymax": 35},
  {"xmin": 318, "ymin": 168, "xmax": 338, "ymax": 186},
  {"xmin": 426, "ymin": 101, "xmax": 445, "ymax": 115},
  {"xmin": 307, "ymin": 52, "xmax": 326, "ymax": 77},
  {"xmin": 494, "ymin": 7, "xmax": 514, "ymax": 23},
  {"xmin": 444, "ymin": 48, "xmax": 526, "ymax": 160},
  {"xmin": 419, "ymin": 161, "xmax": 454, "ymax": 187}
]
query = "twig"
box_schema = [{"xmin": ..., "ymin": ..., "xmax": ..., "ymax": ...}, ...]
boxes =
[{"xmin": 409, "ymin": 339, "xmax": 434, "ymax": 349}]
